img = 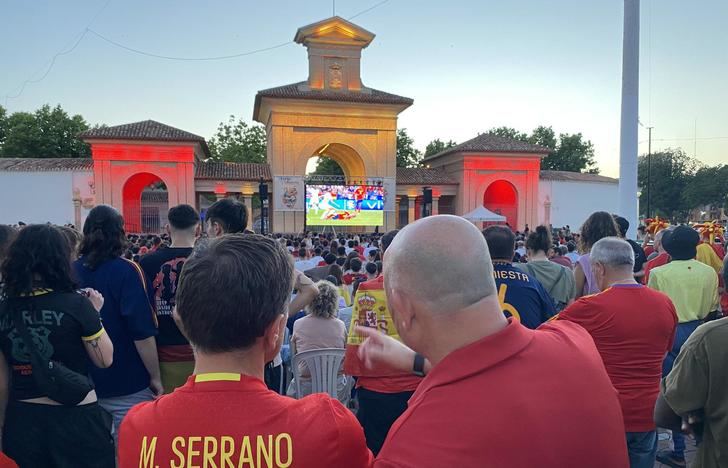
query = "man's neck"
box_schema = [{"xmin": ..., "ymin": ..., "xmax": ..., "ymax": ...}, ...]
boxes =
[
  {"xmin": 170, "ymin": 231, "xmax": 196, "ymax": 248},
  {"xmin": 424, "ymin": 296, "xmax": 508, "ymax": 365},
  {"xmin": 529, "ymin": 252, "xmax": 549, "ymax": 261},
  {"xmin": 193, "ymin": 348, "xmax": 266, "ymax": 382},
  {"xmin": 605, "ymin": 274, "xmax": 638, "ymax": 288}
]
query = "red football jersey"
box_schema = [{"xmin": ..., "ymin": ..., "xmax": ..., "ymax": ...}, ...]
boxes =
[{"xmin": 119, "ymin": 374, "xmax": 373, "ymax": 468}]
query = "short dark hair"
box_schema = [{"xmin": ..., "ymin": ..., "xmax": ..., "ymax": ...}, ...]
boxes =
[
  {"xmin": 525, "ymin": 226, "xmax": 552, "ymax": 254},
  {"xmin": 314, "ymin": 247, "xmax": 322, "ymax": 256},
  {"xmin": 567, "ymin": 241, "xmax": 577, "ymax": 252},
  {"xmin": 482, "ymin": 226, "xmax": 515, "ymax": 260},
  {"xmin": 176, "ymin": 234, "xmax": 293, "ymax": 352},
  {"xmin": 350, "ymin": 258, "xmax": 362, "ymax": 272},
  {"xmin": 206, "ymin": 198, "xmax": 248, "ymax": 234},
  {"xmin": 613, "ymin": 215, "xmax": 629, "ymax": 238},
  {"xmin": 337, "ymin": 246, "xmax": 347, "ymax": 256},
  {"xmin": 365, "ymin": 262, "xmax": 378, "ymax": 275},
  {"xmin": 168, "ymin": 204, "xmax": 200, "ymax": 230},
  {"xmin": 381, "ymin": 229, "xmax": 399, "ymax": 253},
  {"xmin": 298, "ymin": 248, "xmax": 307, "ymax": 258},
  {"xmin": 2, "ymin": 224, "xmax": 75, "ymax": 297},
  {"xmin": 324, "ymin": 253, "xmax": 337, "ymax": 265}
]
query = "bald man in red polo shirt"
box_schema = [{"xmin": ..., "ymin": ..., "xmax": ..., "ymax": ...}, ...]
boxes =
[{"xmin": 358, "ymin": 215, "xmax": 628, "ymax": 468}]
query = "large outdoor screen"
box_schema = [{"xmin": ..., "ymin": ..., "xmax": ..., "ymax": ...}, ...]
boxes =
[{"xmin": 305, "ymin": 184, "xmax": 384, "ymax": 226}]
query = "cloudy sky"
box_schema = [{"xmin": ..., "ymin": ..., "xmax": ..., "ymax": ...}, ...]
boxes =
[{"xmin": 2, "ymin": 0, "xmax": 727, "ymax": 176}]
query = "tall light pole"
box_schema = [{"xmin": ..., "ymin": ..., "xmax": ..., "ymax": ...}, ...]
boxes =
[{"xmin": 618, "ymin": 0, "xmax": 640, "ymax": 237}]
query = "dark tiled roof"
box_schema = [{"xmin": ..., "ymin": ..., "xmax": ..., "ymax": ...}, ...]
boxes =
[
  {"xmin": 255, "ymin": 81, "xmax": 413, "ymax": 109},
  {"xmin": 79, "ymin": 120, "xmax": 211, "ymax": 157},
  {"xmin": 395, "ymin": 167, "xmax": 457, "ymax": 185},
  {"xmin": 539, "ymin": 170, "xmax": 618, "ymax": 184},
  {"xmin": 424, "ymin": 133, "xmax": 550, "ymax": 161},
  {"xmin": 0, "ymin": 158, "xmax": 93, "ymax": 172},
  {"xmin": 141, "ymin": 191, "xmax": 169, "ymax": 202},
  {"xmin": 195, "ymin": 161, "xmax": 272, "ymax": 181}
]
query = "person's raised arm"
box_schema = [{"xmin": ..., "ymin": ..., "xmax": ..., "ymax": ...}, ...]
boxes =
[
  {"xmin": 289, "ymin": 270, "xmax": 317, "ymax": 315},
  {"xmin": 574, "ymin": 262, "xmax": 586, "ymax": 298},
  {"xmin": 356, "ymin": 326, "xmax": 431, "ymax": 376}
]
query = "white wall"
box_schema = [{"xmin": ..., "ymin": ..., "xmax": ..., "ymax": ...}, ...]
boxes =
[
  {"xmin": 0, "ymin": 171, "xmax": 93, "ymax": 226},
  {"xmin": 539, "ymin": 180, "xmax": 619, "ymax": 231}
]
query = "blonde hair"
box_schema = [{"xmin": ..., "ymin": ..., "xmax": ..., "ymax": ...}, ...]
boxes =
[{"xmin": 306, "ymin": 280, "xmax": 340, "ymax": 319}]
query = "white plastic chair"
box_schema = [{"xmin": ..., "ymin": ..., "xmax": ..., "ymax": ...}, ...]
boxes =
[{"xmin": 292, "ymin": 348, "xmax": 346, "ymax": 400}]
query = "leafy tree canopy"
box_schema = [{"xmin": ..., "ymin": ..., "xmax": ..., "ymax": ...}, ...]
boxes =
[
  {"xmin": 208, "ymin": 115, "xmax": 266, "ymax": 164},
  {"xmin": 396, "ymin": 128, "xmax": 422, "ymax": 168},
  {"xmin": 424, "ymin": 138, "xmax": 457, "ymax": 158}
]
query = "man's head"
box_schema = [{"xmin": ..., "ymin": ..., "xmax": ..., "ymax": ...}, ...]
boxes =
[
  {"xmin": 381, "ymin": 229, "xmax": 399, "ymax": 254},
  {"xmin": 324, "ymin": 252, "xmax": 337, "ymax": 265},
  {"xmin": 365, "ymin": 261, "xmax": 378, "ymax": 278},
  {"xmin": 384, "ymin": 215, "xmax": 499, "ymax": 356},
  {"xmin": 350, "ymin": 258, "xmax": 362, "ymax": 273},
  {"xmin": 167, "ymin": 204, "xmax": 200, "ymax": 239},
  {"xmin": 590, "ymin": 237, "xmax": 635, "ymax": 291},
  {"xmin": 175, "ymin": 234, "xmax": 293, "ymax": 362},
  {"xmin": 205, "ymin": 198, "xmax": 248, "ymax": 238},
  {"xmin": 662, "ymin": 225, "xmax": 699, "ymax": 261},
  {"xmin": 482, "ymin": 225, "xmax": 516, "ymax": 262},
  {"xmin": 613, "ymin": 215, "xmax": 629, "ymax": 239},
  {"xmin": 567, "ymin": 241, "xmax": 577, "ymax": 253},
  {"xmin": 337, "ymin": 246, "xmax": 346, "ymax": 257},
  {"xmin": 298, "ymin": 248, "xmax": 307, "ymax": 259}
]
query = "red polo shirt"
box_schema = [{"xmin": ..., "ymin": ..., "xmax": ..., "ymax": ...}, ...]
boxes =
[
  {"xmin": 557, "ymin": 284, "xmax": 677, "ymax": 431},
  {"xmin": 375, "ymin": 319, "xmax": 628, "ymax": 468},
  {"xmin": 119, "ymin": 374, "xmax": 372, "ymax": 468}
]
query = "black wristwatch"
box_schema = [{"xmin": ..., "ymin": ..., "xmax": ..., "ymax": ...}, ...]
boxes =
[{"xmin": 413, "ymin": 353, "xmax": 426, "ymax": 377}]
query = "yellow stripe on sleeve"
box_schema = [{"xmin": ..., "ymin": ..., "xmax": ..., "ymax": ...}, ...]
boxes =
[{"xmin": 82, "ymin": 328, "xmax": 106, "ymax": 341}]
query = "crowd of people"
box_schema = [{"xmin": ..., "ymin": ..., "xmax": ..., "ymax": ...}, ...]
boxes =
[{"xmin": 0, "ymin": 197, "xmax": 725, "ymax": 468}]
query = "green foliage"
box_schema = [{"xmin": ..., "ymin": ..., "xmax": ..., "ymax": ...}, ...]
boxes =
[
  {"xmin": 396, "ymin": 128, "xmax": 422, "ymax": 168},
  {"xmin": 424, "ymin": 138, "xmax": 457, "ymax": 158},
  {"xmin": 486, "ymin": 126, "xmax": 597, "ymax": 173},
  {"xmin": 681, "ymin": 164, "xmax": 728, "ymax": 214},
  {"xmin": 0, "ymin": 104, "xmax": 91, "ymax": 158},
  {"xmin": 208, "ymin": 115, "xmax": 267, "ymax": 163},
  {"xmin": 638, "ymin": 149, "xmax": 700, "ymax": 220},
  {"xmin": 311, "ymin": 156, "xmax": 344, "ymax": 176}
]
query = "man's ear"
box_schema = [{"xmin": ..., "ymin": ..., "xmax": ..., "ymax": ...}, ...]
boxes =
[
  {"xmin": 389, "ymin": 289, "xmax": 415, "ymax": 334},
  {"xmin": 263, "ymin": 314, "xmax": 286, "ymax": 357}
]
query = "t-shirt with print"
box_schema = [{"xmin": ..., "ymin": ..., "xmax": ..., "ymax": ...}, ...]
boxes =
[
  {"xmin": 492, "ymin": 261, "xmax": 556, "ymax": 329},
  {"xmin": 118, "ymin": 374, "xmax": 373, "ymax": 468},
  {"xmin": 0, "ymin": 291, "xmax": 104, "ymax": 400},
  {"xmin": 557, "ymin": 284, "xmax": 677, "ymax": 431},
  {"xmin": 139, "ymin": 247, "xmax": 194, "ymax": 363},
  {"xmin": 74, "ymin": 257, "xmax": 158, "ymax": 398}
]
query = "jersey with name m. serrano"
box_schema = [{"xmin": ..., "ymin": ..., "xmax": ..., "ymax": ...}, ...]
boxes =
[{"xmin": 118, "ymin": 374, "xmax": 373, "ymax": 468}]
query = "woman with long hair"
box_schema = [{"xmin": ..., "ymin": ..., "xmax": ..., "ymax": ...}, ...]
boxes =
[
  {"xmin": 0, "ymin": 224, "xmax": 115, "ymax": 467},
  {"xmin": 72, "ymin": 205, "xmax": 162, "ymax": 448},
  {"xmin": 517, "ymin": 226, "xmax": 576, "ymax": 311},
  {"xmin": 575, "ymin": 212, "xmax": 620, "ymax": 297}
]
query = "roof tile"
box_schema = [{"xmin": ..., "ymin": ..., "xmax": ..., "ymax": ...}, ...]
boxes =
[
  {"xmin": 395, "ymin": 167, "xmax": 457, "ymax": 185},
  {"xmin": 539, "ymin": 170, "xmax": 617, "ymax": 184},
  {"xmin": 79, "ymin": 120, "xmax": 210, "ymax": 157},
  {"xmin": 195, "ymin": 161, "xmax": 272, "ymax": 181},
  {"xmin": 0, "ymin": 158, "xmax": 93, "ymax": 172},
  {"xmin": 256, "ymin": 81, "xmax": 413, "ymax": 106},
  {"xmin": 424, "ymin": 133, "xmax": 550, "ymax": 161}
]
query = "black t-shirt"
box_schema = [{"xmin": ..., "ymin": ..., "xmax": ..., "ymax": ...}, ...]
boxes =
[
  {"xmin": 139, "ymin": 247, "xmax": 193, "ymax": 349},
  {"xmin": 0, "ymin": 291, "xmax": 103, "ymax": 400},
  {"xmin": 627, "ymin": 239, "xmax": 648, "ymax": 274}
]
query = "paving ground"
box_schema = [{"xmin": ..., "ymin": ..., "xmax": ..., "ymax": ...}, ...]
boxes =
[{"xmin": 654, "ymin": 430, "xmax": 698, "ymax": 467}]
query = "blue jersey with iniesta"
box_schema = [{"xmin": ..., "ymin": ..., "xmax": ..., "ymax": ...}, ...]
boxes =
[{"xmin": 492, "ymin": 262, "xmax": 557, "ymax": 329}]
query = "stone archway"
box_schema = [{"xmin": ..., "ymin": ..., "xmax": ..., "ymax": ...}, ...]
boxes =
[
  {"xmin": 309, "ymin": 143, "xmax": 367, "ymax": 179},
  {"xmin": 122, "ymin": 172, "xmax": 169, "ymax": 233},
  {"xmin": 484, "ymin": 180, "xmax": 518, "ymax": 228}
]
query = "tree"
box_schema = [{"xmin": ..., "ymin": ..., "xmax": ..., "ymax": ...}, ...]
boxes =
[
  {"xmin": 487, "ymin": 126, "xmax": 528, "ymax": 142},
  {"xmin": 682, "ymin": 165, "xmax": 728, "ymax": 213},
  {"xmin": 545, "ymin": 133, "xmax": 598, "ymax": 173},
  {"xmin": 396, "ymin": 128, "xmax": 422, "ymax": 168},
  {"xmin": 0, "ymin": 104, "xmax": 91, "ymax": 158},
  {"xmin": 424, "ymin": 138, "xmax": 457, "ymax": 158},
  {"xmin": 486, "ymin": 126, "xmax": 597, "ymax": 173},
  {"xmin": 311, "ymin": 156, "xmax": 344, "ymax": 176},
  {"xmin": 208, "ymin": 115, "xmax": 266, "ymax": 163},
  {"xmin": 638, "ymin": 148, "xmax": 700, "ymax": 220}
]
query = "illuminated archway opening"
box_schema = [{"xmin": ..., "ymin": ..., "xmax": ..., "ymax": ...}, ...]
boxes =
[
  {"xmin": 484, "ymin": 180, "xmax": 518, "ymax": 228},
  {"xmin": 304, "ymin": 143, "xmax": 366, "ymax": 179},
  {"xmin": 123, "ymin": 173, "xmax": 168, "ymax": 233}
]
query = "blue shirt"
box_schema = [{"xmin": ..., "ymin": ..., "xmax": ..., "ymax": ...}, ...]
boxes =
[
  {"xmin": 73, "ymin": 257, "xmax": 158, "ymax": 398},
  {"xmin": 492, "ymin": 262, "xmax": 556, "ymax": 329}
]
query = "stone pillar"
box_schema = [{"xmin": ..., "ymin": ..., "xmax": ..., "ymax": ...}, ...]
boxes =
[
  {"xmin": 407, "ymin": 197, "xmax": 416, "ymax": 225},
  {"xmin": 432, "ymin": 197, "xmax": 440, "ymax": 216},
  {"xmin": 395, "ymin": 196, "xmax": 402, "ymax": 228},
  {"xmin": 72, "ymin": 188, "xmax": 82, "ymax": 229}
]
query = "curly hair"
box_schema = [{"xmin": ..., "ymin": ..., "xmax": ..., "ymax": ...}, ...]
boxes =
[
  {"xmin": 0, "ymin": 225, "xmax": 17, "ymax": 263},
  {"xmin": 1, "ymin": 224, "xmax": 76, "ymax": 298},
  {"xmin": 79, "ymin": 205, "xmax": 127, "ymax": 270},
  {"xmin": 306, "ymin": 280, "xmax": 340, "ymax": 319},
  {"xmin": 579, "ymin": 211, "xmax": 620, "ymax": 253}
]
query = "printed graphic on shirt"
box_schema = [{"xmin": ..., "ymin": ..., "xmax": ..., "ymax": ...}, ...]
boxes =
[
  {"xmin": 152, "ymin": 257, "xmax": 187, "ymax": 316},
  {"xmin": 3, "ymin": 310, "xmax": 64, "ymax": 362}
]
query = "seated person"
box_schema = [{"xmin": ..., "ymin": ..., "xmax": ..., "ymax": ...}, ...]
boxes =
[
  {"xmin": 118, "ymin": 235, "xmax": 371, "ymax": 468},
  {"xmin": 287, "ymin": 281, "xmax": 349, "ymax": 403}
]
